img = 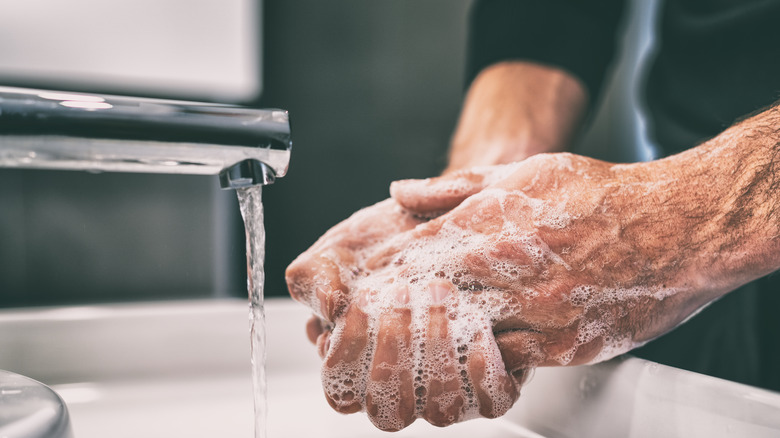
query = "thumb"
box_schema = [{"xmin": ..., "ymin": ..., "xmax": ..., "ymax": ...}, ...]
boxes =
[{"xmin": 390, "ymin": 167, "xmax": 499, "ymax": 216}]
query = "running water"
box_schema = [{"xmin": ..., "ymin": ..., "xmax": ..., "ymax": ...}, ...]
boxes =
[{"xmin": 237, "ymin": 185, "xmax": 267, "ymax": 438}]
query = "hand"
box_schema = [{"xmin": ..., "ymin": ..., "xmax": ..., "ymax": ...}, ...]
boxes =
[
  {"xmin": 286, "ymin": 198, "xmax": 425, "ymax": 324},
  {"xmin": 286, "ymin": 181, "xmax": 527, "ymax": 430},
  {"xmin": 389, "ymin": 154, "xmax": 718, "ymax": 373},
  {"xmin": 287, "ymin": 94, "xmax": 780, "ymax": 433},
  {"xmin": 289, "ymin": 151, "xmax": 736, "ymax": 431}
]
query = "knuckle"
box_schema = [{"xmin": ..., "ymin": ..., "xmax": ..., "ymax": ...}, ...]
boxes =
[{"xmin": 318, "ymin": 286, "xmax": 348, "ymax": 321}]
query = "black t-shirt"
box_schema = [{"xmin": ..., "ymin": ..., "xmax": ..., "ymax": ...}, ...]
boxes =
[
  {"xmin": 467, "ymin": 0, "xmax": 780, "ymax": 390},
  {"xmin": 468, "ymin": 0, "xmax": 780, "ymax": 155}
]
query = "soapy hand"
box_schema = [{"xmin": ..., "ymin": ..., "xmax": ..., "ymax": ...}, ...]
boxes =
[
  {"xmin": 286, "ymin": 198, "xmax": 425, "ymax": 323},
  {"xmin": 287, "ymin": 152, "xmax": 715, "ymax": 431}
]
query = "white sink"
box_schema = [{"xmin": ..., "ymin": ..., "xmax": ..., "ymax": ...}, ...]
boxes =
[{"xmin": 0, "ymin": 298, "xmax": 778, "ymax": 438}]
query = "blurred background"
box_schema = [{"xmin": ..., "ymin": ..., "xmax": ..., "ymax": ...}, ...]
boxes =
[{"xmin": 0, "ymin": 0, "xmax": 656, "ymax": 306}]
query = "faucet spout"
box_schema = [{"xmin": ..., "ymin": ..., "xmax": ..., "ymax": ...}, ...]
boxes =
[
  {"xmin": 220, "ymin": 159, "xmax": 276, "ymax": 189},
  {"xmin": 0, "ymin": 86, "xmax": 291, "ymax": 187}
]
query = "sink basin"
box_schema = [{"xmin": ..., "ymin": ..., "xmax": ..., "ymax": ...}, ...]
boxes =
[
  {"xmin": 0, "ymin": 370, "xmax": 73, "ymax": 438},
  {"xmin": 0, "ymin": 298, "xmax": 778, "ymax": 437}
]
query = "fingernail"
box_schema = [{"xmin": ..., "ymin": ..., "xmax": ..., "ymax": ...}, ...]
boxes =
[{"xmin": 429, "ymin": 281, "xmax": 451, "ymax": 304}]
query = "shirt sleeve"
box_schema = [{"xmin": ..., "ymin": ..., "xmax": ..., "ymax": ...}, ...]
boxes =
[{"xmin": 466, "ymin": 0, "xmax": 628, "ymax": 106}]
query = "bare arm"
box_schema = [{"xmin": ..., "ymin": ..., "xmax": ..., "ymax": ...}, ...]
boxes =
[
  {"xmin": 446, "ymin": 61, "xmax": 588, "ymax": 173},
  {"xmin": 391, "ymin": 102, "xmax": 780, "ymax": 367},
  {"xmin": 287, "ymin": 101, "xmax": 780, "ymax": 430},
  {"xmin": 638, "ymin": 102, "xmax": 780, "ymax": 299}
]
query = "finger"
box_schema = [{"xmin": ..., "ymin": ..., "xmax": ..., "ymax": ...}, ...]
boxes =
[
  {"xmin": 316, "ymin": 329, "xmax": 332, "ymax": 359},
  {"xmin": 467, "ymin": 329, "xmax": 519, "ymax": 419},
  {"xmin": 493, "ymin": 288, "xmax": 582, "ymax": 335},
  {"xmin": 286, "ymin": 251, "xmax": 349, "ymax": 322},
  {"xmin": 365, "ymin": 305, "xmax": 416, "ymax": 431},
  {"xmin": 322, "ymin": 304, "xmax": 371, "ymax": 414},
  {"xmin": 306, "ymin": 315, "xmax": 326, "ymax": 344},
  {"xmin": 389, "ymin": 168, "xmax": 496, "ymax": 216},
  {"xmin": 364, "ymin": 238, "xmax": 406, "ymax": 271},
  {"xmin": 420, "ymin": 282, "xmax": 465, "ymax": 427},
  {"xmin": 495, "ymin": 322, "xmax": 586, "ymax": 369},
  {"xmin": 334, "ymin": 198, "xmax": 424, "ymax": 247},
  {"xmin": 494, "ymin": 329, "xmax": 552, "ymax": 371},
  {"xmin": 286, "ymin": 199, "xmax": 423, "ymax": 319},
  {"xmin": 567, "ymin": 334, "xmax": 605, "ymax": 366}
]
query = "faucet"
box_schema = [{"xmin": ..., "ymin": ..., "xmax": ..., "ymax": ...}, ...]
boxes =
[
  {"xmin": 0, "ymin": 89, "xmax": 289, "ymax": 438},
  {"xmin": 0, "ymin": 86, "xmax": 291, "ymax": 188}
]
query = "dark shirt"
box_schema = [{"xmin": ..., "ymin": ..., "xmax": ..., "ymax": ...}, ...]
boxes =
[
  {"xmin": 467, "ymin": 0, "xmax": 780, "ymax": 391},
  {"xmin": 468, "ymin": 0, "xmax": 780, "ymax": 155}
]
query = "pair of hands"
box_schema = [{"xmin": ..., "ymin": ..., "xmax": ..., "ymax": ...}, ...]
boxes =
[
  {"xmin": 285, "ymin": 62, "xmax": 779, "ymax": 430},
  {"xmin": 286, "ymin": 152, "xmax": 708, "ymax": 431}
]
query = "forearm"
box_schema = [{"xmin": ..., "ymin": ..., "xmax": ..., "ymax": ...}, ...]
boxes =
[
  {"xmin": 630, "ymin": 102, "xmax": 780, "ymax": 302},
  {"xmin": 684, "ymin": 103, "xmax": 780, "ymax": 295},
  {"xmin": 446, "ymin": 61, "xmax": 588, "ymax": 173}
]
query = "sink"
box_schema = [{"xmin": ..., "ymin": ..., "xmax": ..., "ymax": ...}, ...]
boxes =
[
  {"xmin": 0, "ymin": 298, "xmax": 778, "ymax": 437},
  {"xmin": 0, "ymin": 370, "xmax": 73, "ymax": 438}
]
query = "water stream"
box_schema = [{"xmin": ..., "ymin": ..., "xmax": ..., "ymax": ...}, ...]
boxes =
[{"xmin": 236, "ymin": 185, "xmax": 267, "ymax": 438}]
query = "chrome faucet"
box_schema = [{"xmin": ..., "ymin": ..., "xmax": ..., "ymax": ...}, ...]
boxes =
[{"xmin": 0, "ymin": 86, "xmax": 291, "ymax": 188}]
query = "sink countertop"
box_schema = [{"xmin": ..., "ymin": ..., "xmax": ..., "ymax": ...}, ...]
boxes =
[{"xmin": 1, "ymin": 298, "xmax": 778, "ymax": 438}]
